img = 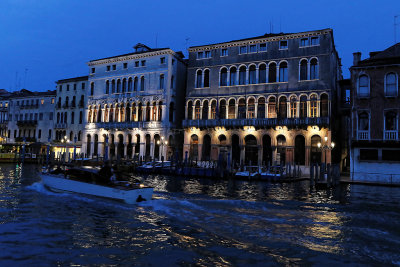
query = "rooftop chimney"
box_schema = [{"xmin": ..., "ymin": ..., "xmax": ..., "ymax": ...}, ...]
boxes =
[{"xmin": 353, "ymin": 52, "xmax": 361, "ymax": 66}]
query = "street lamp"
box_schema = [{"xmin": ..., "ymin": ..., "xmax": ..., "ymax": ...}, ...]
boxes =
[
  {"xmin": 318, "ymin": 136, "xmax": 335, "ymax": 176},
  {"xmin": 61, "ymin": 135, "xmax": 69, "ymax": 162},
  {"xmin": 157, "ymin": 136, "xmax": 168, "ymax": 161}
]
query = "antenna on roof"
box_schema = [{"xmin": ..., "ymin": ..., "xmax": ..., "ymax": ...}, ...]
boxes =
[
  {"xmin": 23, "ymin": 68, "xmax": 28, "ymax": 89},
  {"xmin": 395, "ymin": 15, "xmax": 399, "ymax": 43}
]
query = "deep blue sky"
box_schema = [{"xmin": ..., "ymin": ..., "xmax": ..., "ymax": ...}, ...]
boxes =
[{"xmin": 1, "ymin": 0, "xmax": 399, "ymax": 92}]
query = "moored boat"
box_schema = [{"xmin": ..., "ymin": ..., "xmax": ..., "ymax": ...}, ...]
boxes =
[
  {"xmin": 235, "ymin": 166, "xmax": 261, "ymax": 178},
  {"xmin": 40, "ymin": 167, "xmax": 153, "ymax": 204}
]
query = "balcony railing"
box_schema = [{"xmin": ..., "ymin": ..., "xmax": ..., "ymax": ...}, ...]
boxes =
[
  {"xmin": 15, "ymin": 137, "xmax": 37, "ymax": 142},
  {"xmin": 357, "ymin": 130, "xmax": 370, "ymax": 140},
  {"xmin": 94, "ymin": 121, "xmax": 162, "ymax": 129},
  {"xmin": 54, "ymin": 123, "xmax": 68, "ymax": 129},
  {"xmin": 16, "ymin": 120, "xmax": 38, "ymax": 127},
  {"xmin": 182, "ymin": 117, "xmax": 329, "ymax": 128},
  {"xmin": 384, "ymin": 130, "xmax": 398, "ymax": 140}
]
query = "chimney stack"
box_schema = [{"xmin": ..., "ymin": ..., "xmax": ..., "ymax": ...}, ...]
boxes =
[{"xmin": 353, "ymin": 52, "xmax": 361, "ymax": 66}]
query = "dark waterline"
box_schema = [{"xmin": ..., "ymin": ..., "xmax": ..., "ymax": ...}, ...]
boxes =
[{"xmin": 0, "ymin": 164, "xmax": 399, "ymax": 266}]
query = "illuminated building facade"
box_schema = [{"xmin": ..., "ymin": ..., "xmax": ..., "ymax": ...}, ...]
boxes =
[
  {"xmin": 83, "ymin": 44, "xmax": 186, "ymax": 161},
  {"xmin": 183, "ymin": 29, "xmax": 341, "ymax": 169}
]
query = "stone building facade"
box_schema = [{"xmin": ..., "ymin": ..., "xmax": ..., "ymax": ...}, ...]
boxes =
[
  {"xmin": 7, "ymin": 89, "xmax": 56, "ymax": 144},
  {"xmin": 183, "ymin": 29, "xmax": 341, "ymax": 169},
  {"xmin": 54, "ymin": 76, "xmax": 88, "ymax": 155},
  {"xmin": 83, "ymin": 44, "xmax": 186, "ymax": 161},
  {"xmin": 350, "ymin": 44, "xmax": 400, "ymax": 182}
]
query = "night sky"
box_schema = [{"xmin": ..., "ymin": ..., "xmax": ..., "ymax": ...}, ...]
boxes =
[{"xmin": 1, "ymin": 0, "xmax": 399, "ymax": 92}]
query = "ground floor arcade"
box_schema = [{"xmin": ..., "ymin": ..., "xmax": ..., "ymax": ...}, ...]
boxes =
[{"xmin": 183, "ymin": 126, "xmax": 332, "ymax": 168}]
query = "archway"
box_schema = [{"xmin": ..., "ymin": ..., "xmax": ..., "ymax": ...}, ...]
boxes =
[
  {"xmin": 93, "ymin": 134, "xmax": 98, "ymax": 156},
  {"xmin": 110, "ymin": 134, "xmax": 115, "ymax": 158},
  {"xmin": 202, "ymin": 135, "xmax": 211, "ymax": 161},
  {"xmin": 117, "ymin": 134, "xmax": 124, "ymax": 159},
  {"xmin": 295, "ymin": 135, "xmax": 306, "ymax": 165},
  {"xmin": 145, "ymin": 134, "xmax": 151, "ymax": 161},
  {"xmin": 154, "ymin": 134, "xmax": 160, "ymax": 160},
  {"xmin": 262, "ymin": 135, "xmax": 272, "ymax": 166},
  {"xmin": 127, "ymin": 134, "xmax": 133, "ymax": 158},
  {"xmin": 310, "ymin": 135, "xmax": 321, "ymax": 163},
  {"xmin": 86, "ymin": 134, "xmax": 91, "ymax": 157},
  {"xmin": 190, "ymin": 134, "xmax": 199, "ymax": 160},
  {"xmin": 276, "ymin": 135, "xmax": 286, "ymax": 164},
  {"xmin": 245, "ymin": 135, "xmax": 258, "ymax": 165},
  {"xmin": 232, "ymin": 134, "xmax": 240, "ymax": 167}
]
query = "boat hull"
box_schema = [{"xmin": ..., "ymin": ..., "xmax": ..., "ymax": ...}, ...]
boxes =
[{"xmin": 40, "ymin": 174, "xmax": 153, "ymax": 204}]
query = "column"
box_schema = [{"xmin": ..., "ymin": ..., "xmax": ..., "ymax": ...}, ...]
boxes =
[
  {"xmin": 200, "ymin": 105, "xmax": 203, "ymax": 120},
  {"xmin": 161, "ymin": 104, "xmax": 166, "ymax": 121},
  {"xmin": 208, "ymin": 104, "xmax": 211, "ymax": 120},
  {"xmin": 254, "ymin": 101, "xmax": 258, "ymax": 118}
]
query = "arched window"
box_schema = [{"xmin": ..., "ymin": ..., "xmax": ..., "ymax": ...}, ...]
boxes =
[
  {"xmin": 358, "ymin": 75, "xmax": 369, "ymax": 97},
  {"xmin": 90, "ymin": 82, "xmax": 94, "ymax": 96},
  {"xmin": 145, "ymin": 103, "xmax": 150, "ymax": 121},
  {"xmin": 257, "ymin": 97, "xmax": 265, "ymax": 118},
  {"xmin": 310, "ymin": 58, "xmax": 319, "ymax": 79},
  {"xmin": 152, "ymin": 102, "xmax": 157, "ymax": 121},
  {"xmin": 138, "ymin": 103, "xmax": 142, "ymax": 121},
  {"xmin": 87, "ymin": 107, "xmax": 92, "ymax": 123},
  {"xmin": 169, "ymin": 102, "xmax": 174, "ymax": 122},
  {"xmin": 159, "ymin": 74, "xmax": 164, "ymax": 89},
  {"xmin": 131, "ymin": 103, "xmax": 136, "ymax": 121},
  {"xmin": 310, "ymin": 95, "xmax": 318, "ymax": 117},
  {"xmin": 238, "ymin": 98, "xmax": 246, "ymax": 119},
  {"xmin": 259, "ymin": 64, "xmax": 266, "ymax": 83},
  {"xmin": 268, "ymin": 97, "xmax": 276, "ymax": 118},
  {"xmin": 247, "ymin": 98, "xmax": 255, "ymax": 118},
  {"xmin": 65, "ymin": 96, "xmax": 69, "ymax": 108},
  {"xmin": 133, "ymin": 77, "xmax": 138, "ymax": 91},
  {"xmin": 122, "ymin": 78, "xmax": 126, "ymax": 93},
  {"xmin": 220, "ymin": 68, "xmax": 228, "ymax": 86},
  {"xmin": 111, "ymin": 80, "xmax": 116, "ymax": 93},
  {"xmin": 278, "ymin": 96, "xmax": 287, "ymax": 118},
  {"xmin": 71, "ymin": 111, "xmax": 75, "ymax": 124},
  {"xmin": 72, "ymin": 96, "xmax": 76, "ymax": 107},
  {"xmin": 140, "ymin": 76, "xmax": 145, "ymax": 91},
  {"xmin": 268, "ymin": 62, "xmax": 277, "ymax": 83},
  {"xmin": 117, "ymin": 79, "xmax": 121, "ymax": 93},
  {"xmin": 57, "ymin": 112, "xmax": 60, "ymax": 123},
  {"xmin": 202, "ymin": 100, "xmax": 208, "ymax": 120},
  {"xmin": 249, "ymin": 65, "xmax": 256, "ymax": 84},
  {"xmin": 290, "ymin": 96, "xmax": 297, "ymax": 118},
  {"xmin": 320, "ymin": 94, "xmax": 329, "ymax": 117},
  {"xmin": 106, "ymin": 80, "xmax": 110, "ymax": 94},
  {"xmin": 229, "ymin": 67, "xmax": 237, "ymax": 86},
  {"xmin": 300, "ymin": 95, "xmax": 307, "ymax": 118},
  {"xmin": 128, "ymin": 78, "xmax": 132, "ymax": 92},
  {"xmin": 171, "ymin": 75, "xmax": 174, "ymax": 89},
  {"xmin": 196, "ymin": 70, "xmax": 202, "ymax": 88},
  {"xmin": 204, "ymin": 69, "xmax": 210, "ymax": 87},
  {"xmin": 279, "ymin": 62, "xmax": 288, "ymax": 82},
  {"xmin": 220, "ymin": 100, "xmax": 226, "ymax": 119},
  {"xmin": 195, "ymin": 101, "xmax": 201, "ymax": 119},
  {"xmin": 210, "ymin": 100, "xmax": 216, "ymax": 119},
  {"xmin": 228, "ymin": 99, "xmax": 235, "ymax": 119},
  {"xmin": 299, "ymin": 59, "xmax": 308, "ymax": 80},
  {"xmin": 239, "ymin": 66, "xmax": 246, "ymax": 85},
  {"xmin": 187, "ymin": 101, "xmax": 193, "ymax": 120},
  {"xmin": 385, "ymin": 73, "xmax": 398, "ymax": 97}
]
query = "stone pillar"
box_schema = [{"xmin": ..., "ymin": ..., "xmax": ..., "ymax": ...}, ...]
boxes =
[
  {"xmin": 200, "ymin": 105, "xmax": 203, "ymax": 120},
  {"xmin": 208, "ymin": 105, "xmax": 211, "ymax": 120},
  {"xmin": 135, "ymin": 106, "xmax": 139, "ymax": 121},
  {"xmin": 161, "ymin": 104, "xmax": 166, "ymax": 121},
  {"xmin": 235, "ymin": 103, "xmax": 238, "ymax": 119},
  {"xmin": 254, "ymin": 101, "xmax": 258, "ymax": 118}
]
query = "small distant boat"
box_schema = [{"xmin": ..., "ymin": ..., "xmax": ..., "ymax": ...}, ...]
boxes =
[
  {"xmin": 40, "ymin": 167, "xmax": 153, "ymax": 204},
  {"xmin": 260, "ymin": 166, "xmax": 285, "ymax": 180},
  {"xmin": 235, "ymin": 166, "xmax": 261, "ymax": 178}
]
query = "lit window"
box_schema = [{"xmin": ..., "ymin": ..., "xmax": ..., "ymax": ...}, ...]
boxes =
[
  {"xmin": 259, "ymin": 43, "xmax": 267, "ymax": 52},
  {"xmin": 41, "ymin": 99, "xmax": 44, "ymax": 105},
  {"xmin": 221, "ymin": 48, "xmax": 228, "ymax": 56},
  {"xmin": 279, "ymin": 40, "xmax": 288, "ymax": 49},
  {"xmin": 310, "ymin": 95, "xmax": 318, "ymax": 117},
  {"xmin": 311, "ymin": 37, "xmax": 319, "ymax": 46},
  {"xmin": 51, "ymin": 98, "xmax": 55, "ymax": 104},
  {"xmin": 240, "ymin": 46, "xmax": 247, "ymax": 54}
]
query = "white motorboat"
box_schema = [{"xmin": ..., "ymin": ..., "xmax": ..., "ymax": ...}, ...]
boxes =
[
  {"xmin": 235, "ymin": 166, "xmax": 261, "ymax": 178},
  {"xmin": 40, "ymin": 168, "xmax": 153, "ymax": 204}
]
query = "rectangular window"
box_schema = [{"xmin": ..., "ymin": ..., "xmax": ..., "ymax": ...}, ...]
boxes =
[
  {"xmin": 39, "ymin": 113, "xmax": 43, "ymax": 120},
  {"xmin": 67, "ymin": 84, "xmax": 70, "ymax": 91},
  {"xmin": 59, "ymin": 85, "xmax": 62, "ymax": 92},
  {"xmin": 249, "ymin": 44, "xmax": 257, "ymax": 53},
  {"xmin": 382, "ymin": 150, "xmax": 400, "ymax": 161},
  {"xmin": 279, "ymin": 40, "xmax": 288, "ymax": 49},
  {"xmin": 259, "ymin": 43, "xmax": 267, "ymax": 52},
  {"xmin": 91, "ymin": 68, "xmax": 95, "ymax": 74},
  {"xmin": 197, "ymin": 51, "xmax": 204, "ymax": 59},
  {"xmin": 311, "ymin": 37, "xmax": 319, "ymax": 46},
  {"xmin": 172, "ymin": 59, "xmax": 175, "ymax": 65},
  {"xmin": 300, "ymin": 38, "xmax": 309, "ymax": 47},
  {"xmin": 74, "ymin": 84, "xmax": 77, "ymax": 90},
  {"xmin": 239, "ymin": 46, "xmax": 247, "ymax": 54},
  {"xmin": 41, "ymin": 99, "xmax": 44, "ymax": 105},
  {"xmin": 135, "ymin": 61, "xmax": 139, "ymax": 67},
  {"xmin": 221, "ymin": 48, "xmax": 228, "ymax": 56},
  {"xmin": 112, "ymin": 64, "xmax": 116, "ymax": 70},
  {"xmin": 107, "ymin": 65, "xmax": 111, "ymax": 71},
  {"xmin": 49, "ymin": 113, "xmax": 53, "ymax": 120},
  {"xmin": 205, "ymin": 51, "xmax": 211, "ymax": 58},
  {"xmin": 38, "ymin": 130, "xmax": 41, "ymax": 139},
  {"xmin": 81, "ymin": 83, "xmax": 85, "ymax": 90},
  {"xmin": 160, "ymin": 57, "xmax": 166, "ymax": 64},
  {"xmin": 360, "ymin": 149, "xmax": 378, "ymax": 161},
  {"xmin": 51, "ymin": 98, "xmax": 55, "ymax": 104},
  {"xmin": 123, "ymin": 63, "xmax": 128, "ymax": 69},
  {"xmin": 141, "ymin": 60, "xmax": 146, "ymax": 66}
]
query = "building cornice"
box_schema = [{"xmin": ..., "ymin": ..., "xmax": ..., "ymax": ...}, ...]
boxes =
[
  {"xmin": 188, "ymin": 29, "xmax": 331, "ymax": 52},
  {"xmin": 87, "ymin": 49, "xmax": 180, "ymax": 66}
]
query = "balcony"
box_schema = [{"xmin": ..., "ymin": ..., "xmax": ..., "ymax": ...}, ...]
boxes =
[
  {"xmin": 15, "ymin": 137, "xmax": 37, "ymax": 142},
  {"xmin": 384, "ymin": 130, "xmax": 398, "ymax": 141},
  {"xmin": 54, "ymin": 123, "xmax": 68, "ymax": 129},
  {"xmin": 16, "ymin": 120, "xmax": 38, "ymax": 127},
  {"xmin": 182, "ymin": 117, "xmax": 329, "ymax": 129},
  {"xmin": 357, "ymin": 130, "xmax": 370, "ymax": 140},
  {"xmin": 94, "ymin": 121, "xmax": 162, "ymax": 130}
]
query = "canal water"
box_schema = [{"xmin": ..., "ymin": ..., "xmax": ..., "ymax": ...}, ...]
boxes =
[{"xmin": 0, "ymin": 164, "xmax": 399, "ymax": 266}]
